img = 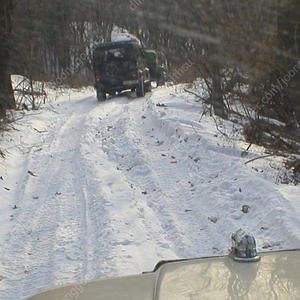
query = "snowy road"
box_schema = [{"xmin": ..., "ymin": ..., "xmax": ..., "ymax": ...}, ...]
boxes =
[{"xmin": 1, "ymin": 86, "xmax": 300, "ymax": 299}]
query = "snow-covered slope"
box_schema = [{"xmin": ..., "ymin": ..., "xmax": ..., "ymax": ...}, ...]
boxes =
[{"xmin": 0, "ymin": 85, "xmax": 300, "ymax": 299}]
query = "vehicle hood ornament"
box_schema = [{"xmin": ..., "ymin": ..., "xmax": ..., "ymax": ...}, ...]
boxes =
[{"xmin": 230, "ymin": 228, "xmax": 261, "ymax": 262}]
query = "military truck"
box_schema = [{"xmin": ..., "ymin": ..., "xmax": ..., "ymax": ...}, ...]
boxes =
[
  {"xmin": 92, "ymin": 40, "xmax": 151, "ymax": 100},
  {"xmin": 144, "ymin": 50, "xmax": 168, "ymax": 86}
]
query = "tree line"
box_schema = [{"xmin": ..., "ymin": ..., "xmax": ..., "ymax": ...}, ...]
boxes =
[{"xmin": 1, "ymin": 0, "xmax": 300, "ymax": 153}]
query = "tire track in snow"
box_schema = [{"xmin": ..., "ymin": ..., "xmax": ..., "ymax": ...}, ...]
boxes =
[
  {"xmin": 0, "ymin": 96, "xmax": 100, "ymax": 299},
  {"xmin": 113, "ymin": 98, "xmax": 225, "ymax": 258},
  {"xmin": 90, "ymin": 96, "xmax": 213, "ymax": 263},
  {"xmin": 80, "ymin": 96, "xmax": 182, "ymax": 274}
]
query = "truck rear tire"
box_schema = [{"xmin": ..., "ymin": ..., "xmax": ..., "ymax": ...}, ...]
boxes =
[
  {"xmin": 97, "ymin": 90, "xmax": 106, "ymax": 101},
  {"xmin": 145, "ymin": 81, "xmax": 152, "ymax": 92},
  {"xmin": 136, "ymin": 80, "xmax": 145, "ymax": 97}
]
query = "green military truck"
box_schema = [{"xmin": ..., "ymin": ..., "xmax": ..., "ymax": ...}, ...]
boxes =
[
  {"xmin": 144, "ymin": 50, "xmax": 168, "ymax": 87},
  {"xmin": 92, "ymin": 40, "xmax": 151, "ymax": 100}
]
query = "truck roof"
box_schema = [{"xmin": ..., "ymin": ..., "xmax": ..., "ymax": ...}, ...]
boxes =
[{"xmin": 94, "ymin": 40, "xmax": 140, "ymax": 51}]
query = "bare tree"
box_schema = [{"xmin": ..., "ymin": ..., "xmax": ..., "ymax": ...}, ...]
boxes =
[
  {"xmin": 0, "ymin": 0, "xmax": 15, "ymax": 119},
  {"xmin": 271, "ymin": 0, "xmax": 300, "ymax": 128}
]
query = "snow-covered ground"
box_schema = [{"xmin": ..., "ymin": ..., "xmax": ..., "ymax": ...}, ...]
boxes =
[{"xmin": 0, "ymin": 84, "xmax": 300, "ymax": 300}]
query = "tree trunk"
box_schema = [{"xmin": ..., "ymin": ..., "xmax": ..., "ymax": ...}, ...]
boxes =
[
  {"xmin": 211, "ymin": 68, "xmax": 227, "ymax": 118},
  {"xmin": 0, "ymin": 0, "xmax": 15, "ymax": 119},
  {"xmin": 274, "ymin": 0, "xmax": 300, "ymax": 127}
]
